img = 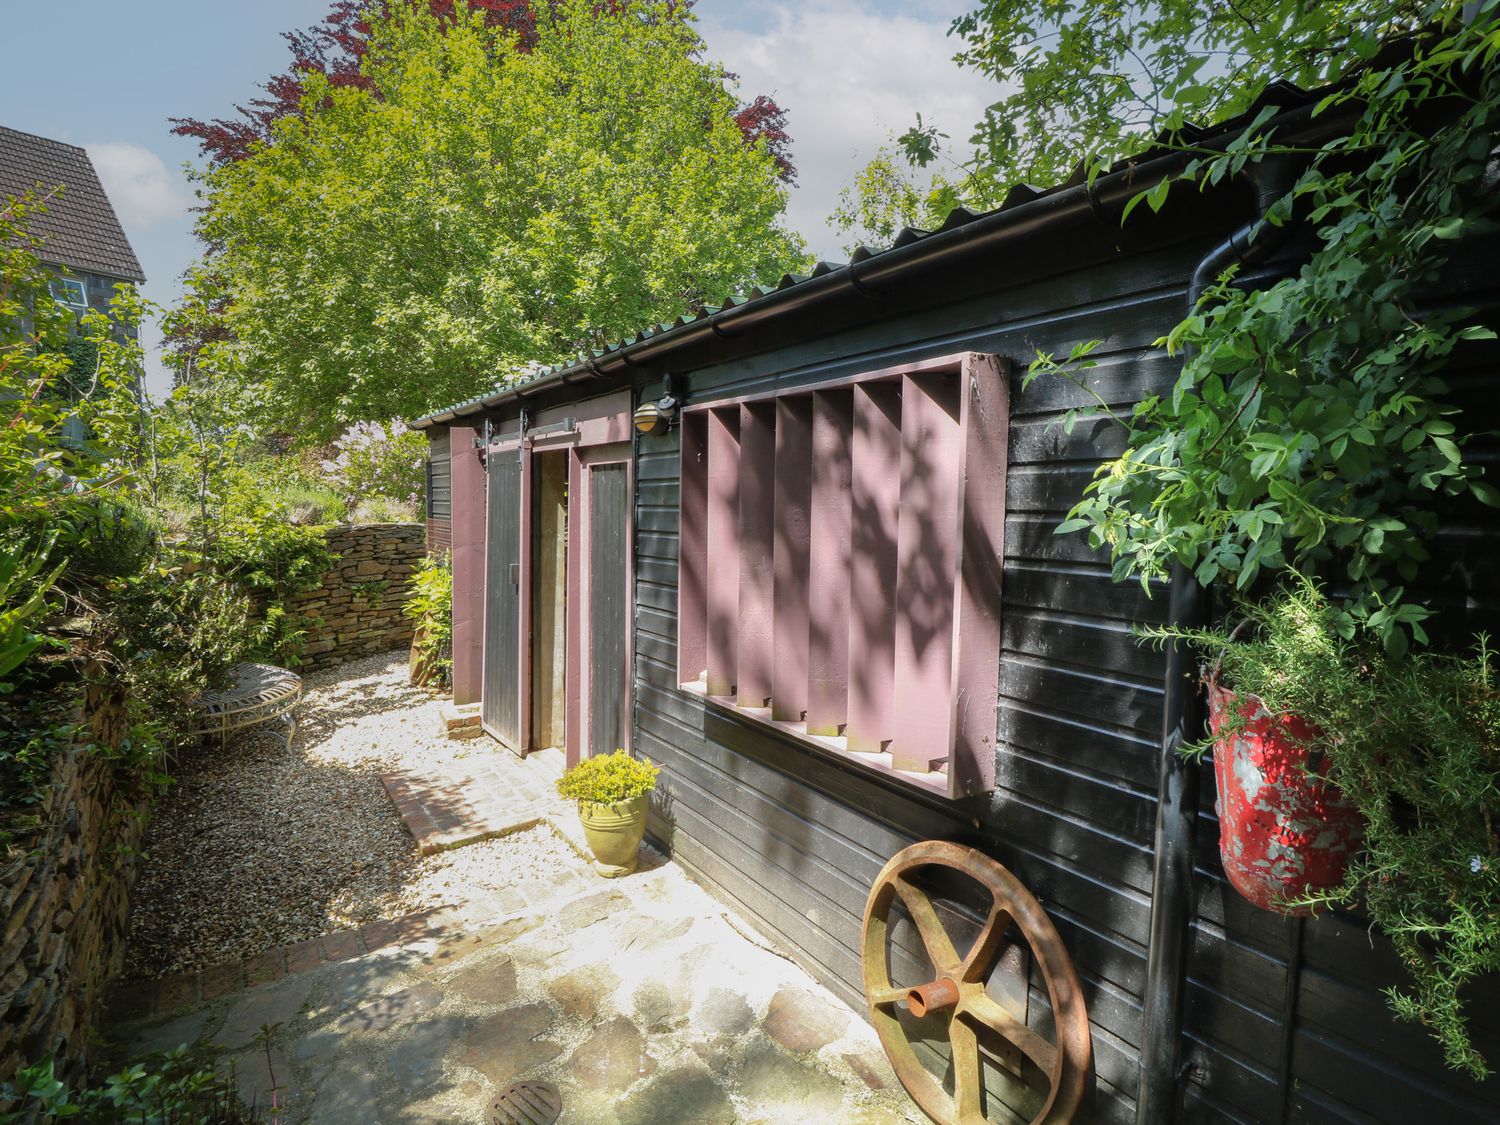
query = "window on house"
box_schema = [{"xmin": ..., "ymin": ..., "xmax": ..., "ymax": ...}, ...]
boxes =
[
  {"xmin": 48, "ymin": 278, "xmax": 88, "ymax": 310},
  {"xmin": 677, "ymin": 352, "xmax": 1010, "ymax": 799}
]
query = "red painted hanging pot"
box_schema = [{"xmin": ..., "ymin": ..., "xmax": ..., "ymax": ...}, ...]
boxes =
[{"xmin": 1205, "ymin": 681, "xmax": 1364, "ymax": 914}]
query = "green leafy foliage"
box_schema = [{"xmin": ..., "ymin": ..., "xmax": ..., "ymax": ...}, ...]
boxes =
[
  {"xmin": 177, "ymin": 0, "xmax": 809, "ymax": 439},
  {"xmin": 1144, "ymin": 579, "xmax": 1500, "ymax": 1078},
  {"xmin": 0, "ymin": 535, "xmax": 65, "ymax": 687},
  {"xmin": 0, "ymin": 1050, "xmax": 264, "ymax": 1123},
  {"xmin": 829, "ymin": 144, "xmax": 996, "ymax": 253},
  {"xmin": 556, "ymin": 749, "xmax": 660, "ymax": 804},
  {"xmin": 1023, "ymin": 5, "xmax": 1500, "ymax": 653},
  {"xmin": 403, "ymin": 551, "xmax": 452, "ymax": 687}
]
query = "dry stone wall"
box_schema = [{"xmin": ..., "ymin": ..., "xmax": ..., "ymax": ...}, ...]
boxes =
[
  {"xmin": 0, "ymin": 748, "xmax": 148, "ymax": 1089},
  {"xmin": 289, "ymin": 523, "xmax": 424, "ymax": 670}
]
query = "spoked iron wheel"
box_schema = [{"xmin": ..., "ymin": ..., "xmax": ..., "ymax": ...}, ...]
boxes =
[{"xmin": 861, "ymin": 841, "xmax": 1092, "ymax": 1124}]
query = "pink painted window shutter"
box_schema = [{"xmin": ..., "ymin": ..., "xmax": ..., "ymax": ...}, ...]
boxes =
[{"xmin": 677, "ymin": 352, "xmax": 1009, "ymax": 798}]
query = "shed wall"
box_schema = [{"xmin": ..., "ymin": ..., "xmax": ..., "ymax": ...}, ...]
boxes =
[{"xmin": 631, "ymin": 233, "xmax": 1500, "ymax": 1123}]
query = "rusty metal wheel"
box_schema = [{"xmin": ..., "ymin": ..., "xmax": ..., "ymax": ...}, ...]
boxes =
[{"xmin": 861, "ymin": 840, "xmax": 1092, "ymax": 1124}]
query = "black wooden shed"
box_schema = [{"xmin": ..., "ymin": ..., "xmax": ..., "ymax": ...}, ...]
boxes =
[{"xmin": 415, "ymin": 85, "xmax": 1500, "ymax": 1123}]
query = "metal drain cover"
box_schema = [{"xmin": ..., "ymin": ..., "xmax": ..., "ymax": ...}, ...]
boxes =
[{"xmin": 491, "ymin": 1081, "xmax": 562, "ymax": 1125}]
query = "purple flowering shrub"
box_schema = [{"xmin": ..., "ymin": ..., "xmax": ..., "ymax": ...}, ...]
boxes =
[{"xmin": 320, "ymin": 419, "xmax": 426, "ymax": 521}]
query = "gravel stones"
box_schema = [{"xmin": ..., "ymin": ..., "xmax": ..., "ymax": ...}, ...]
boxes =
[{"xmin": 123, "ymin": 652, "xmax": 584, "ymax": 978}]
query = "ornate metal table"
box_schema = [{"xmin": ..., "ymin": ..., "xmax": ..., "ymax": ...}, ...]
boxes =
[{"xmin": 192, "ymin": 661, "xmax": 303, "ymax": 750}]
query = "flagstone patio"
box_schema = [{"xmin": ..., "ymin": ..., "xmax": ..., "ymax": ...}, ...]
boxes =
[
  {"xmin": 106, "ymin": 653, "xmax": 921, "ymax": 1123},
  {"xmin": 108, "ymin": 832, "xmax": 918, "ymax": 1124}
]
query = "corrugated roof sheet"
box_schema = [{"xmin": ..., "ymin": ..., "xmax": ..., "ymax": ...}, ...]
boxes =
[
  {"xmin": 0, "ymin": 125, "xmax": 146, "ymax": 282},
  {"xmin": 409, "ymin": 76, "xmax": 1330, "ymax": 426}
]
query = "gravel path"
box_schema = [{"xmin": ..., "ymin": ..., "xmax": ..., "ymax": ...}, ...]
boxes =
[{"xmin": 125, "ymin": 651, "xmax": 572, "ymax": 978}]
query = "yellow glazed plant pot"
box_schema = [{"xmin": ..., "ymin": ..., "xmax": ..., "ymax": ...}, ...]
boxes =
[{"xmin": 577, "ymin": 793, "xmax": 649, "ymax": 877}]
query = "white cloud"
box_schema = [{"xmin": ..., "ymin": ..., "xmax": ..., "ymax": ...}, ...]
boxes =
[
  {"xmin": 86, "ymin": 141, "xmax": 192, "ymax": 232},
  {"xmin": 698, "ymin": 1, "xmax": 1004, "ymax": 260}
]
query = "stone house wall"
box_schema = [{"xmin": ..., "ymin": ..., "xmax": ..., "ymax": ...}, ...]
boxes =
[
  {"xmin": 0, "ymin": 747, "xmax": 148, "ymax": 1090},
  {"xmin": 289, "ymin": 523, "xmax": 425, "ymax": 671}
]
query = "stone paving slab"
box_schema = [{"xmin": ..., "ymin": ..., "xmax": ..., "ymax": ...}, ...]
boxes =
[
  {"xmin": 382, "ymin": 746, "xmax": 569, "ymax": 854},
  {"xmin": 105, "ymin": 827, "xmax": 922, "ymax": 1125}
]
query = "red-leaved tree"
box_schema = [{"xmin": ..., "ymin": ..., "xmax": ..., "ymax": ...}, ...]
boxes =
[{"xmin": 171, "ymin": 0, "xmax": 794, "ymax": 179}]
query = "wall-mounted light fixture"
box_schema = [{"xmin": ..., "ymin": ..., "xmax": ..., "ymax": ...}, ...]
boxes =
[{"xmin": 633, "ymin": 376, "xmax": 679, "ymax": 435}]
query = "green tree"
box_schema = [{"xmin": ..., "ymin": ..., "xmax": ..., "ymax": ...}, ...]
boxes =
[
  {"xmin": 1, "ymin": 191, "xmax": 148, "ymax": 685},
  {"xmin": 180, "ymin": 0, "xmax": 808, "ymax": 439}
]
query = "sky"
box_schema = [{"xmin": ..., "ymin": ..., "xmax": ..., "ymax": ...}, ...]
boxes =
[{"xmin": 0, "ymin": 1, "xmax": 1000, "ymax": 399}]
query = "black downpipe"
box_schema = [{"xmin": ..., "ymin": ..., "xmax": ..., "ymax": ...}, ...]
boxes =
[{"xmin": 1135, "ymin": 158, "xmax": 1299, "ymax": 1124}]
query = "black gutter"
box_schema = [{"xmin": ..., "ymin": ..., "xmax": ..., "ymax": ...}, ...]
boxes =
[
  {"xmin": 1135, "ymin": 156, "xmax": 1299, "ymax": 1125},
  {"xmin": 413, "ymin": 96, "xmax": 1350, "ymax": 430}
]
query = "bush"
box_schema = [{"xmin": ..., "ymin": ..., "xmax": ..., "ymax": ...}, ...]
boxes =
[
  {"xmin": 404, "ymin": 551, "xmax": 452, "ymax": 688},
  {"xmin": 556, "ymin": 750, "xmax": 660, "ymax": 804},
  {"xmin": 0, "ymin": 1051, "xmax": 265, "ymax": 1123},
  {"xmin": 1148, "ymin": 579, "xmax": 1500, "ymax": 1079},
  {"xmin": 320, "ymin": 419, "xmax": 425, "ymax": 515},
  {"xmin": 68, "ymin": 498, "xmax": 162, "ymax": 580}
]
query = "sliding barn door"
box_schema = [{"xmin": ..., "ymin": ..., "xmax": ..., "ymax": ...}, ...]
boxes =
[
  {"xmin": 587, "ymin": 462, "xmax": 630, "ymax": 757},
  {"xmin": 482, "ymin": 452, "xmax": 523, "ymax": 751}
]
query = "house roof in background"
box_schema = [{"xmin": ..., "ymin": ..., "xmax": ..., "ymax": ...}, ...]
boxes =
[{"xmin": 0, "ymin": 125, "xmax": 145, "ymax": 282}]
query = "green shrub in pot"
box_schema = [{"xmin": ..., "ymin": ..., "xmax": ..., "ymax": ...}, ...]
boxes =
[
  {"xmin": 556, "ymin": 750, "xmax": 660, "ymax": 878},
  {"xmin": 1144, "ymin": 579, "xmax": 1500, "ymax": 1079}
]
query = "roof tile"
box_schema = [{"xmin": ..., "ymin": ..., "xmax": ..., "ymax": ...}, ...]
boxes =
[{"xmin": 0, "ymin": 125, "xmax": 145, "ymax": 282}]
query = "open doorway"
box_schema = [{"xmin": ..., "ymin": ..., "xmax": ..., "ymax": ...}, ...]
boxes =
[{"xmin": 531, "ymin": 450, "xmax": 568, "ymax": 754}]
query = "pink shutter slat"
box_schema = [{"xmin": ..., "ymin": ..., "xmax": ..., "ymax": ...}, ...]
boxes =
[
  {"xmin": 807, "ymin": 391, "xmax": 853, "ymax": 736},
  {"xmin": 706, "ymin": 408, "xmax": 741, "ymax": 697},
  {"xmin": 847, "ymin": 382, "xmax": 902, "ymax": 754},
  {"xmin": 737, "ymin": 402, "xmax": 777, "ymax": 708},
  {"xmin": 772, "ymin": 396, "xmax": 813, "ymax": 721},
  {"xmin": 892, "ymin": 373, "xmax": 964, "ymax": 773},
  {"xmin": 678, "ymin": 413, "xmax": 708, "ymax": 684},
  {"xmin": 949, "ymin": 353, "xmax": 1010, "ymax": 794}
]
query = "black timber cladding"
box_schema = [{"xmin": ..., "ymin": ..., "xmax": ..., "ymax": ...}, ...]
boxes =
[
  {"xmin": 427, "ymin": 429, "xmax": 452, "ymax": 522},
  {"xmin": 0, "ymin": 125, "xmax": 145, "ymax": 282},
  {"xmin": 628, "ymin": 224, "xmax": 1500, "ymax": 1123}
]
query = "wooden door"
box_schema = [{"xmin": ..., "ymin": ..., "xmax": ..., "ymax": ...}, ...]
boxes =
[
  {"xmin": 482, "ymin": 452, "xmax": 523, "ymax": 751},
  {"xmin": 587, "ymin": 461, "xmax": 630, "ymax": 757}
]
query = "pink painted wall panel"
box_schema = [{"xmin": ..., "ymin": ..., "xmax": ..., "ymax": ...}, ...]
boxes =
[
  {"xmin": 448, "ymin": 423, "xmax": 486, "ymax": 705},
  {"xmin": 892, "ymin": 373, "xmax": 964, "ymax": 773},
  {"xmin": 678, "ymin": 413, "xmax": 709, "ymax": 684},
  {"xmin": 807, "ymin": 391, "xmax": 853, "ymax": 736},
  {"xmin": 772, "ymin": 397, "xmax": 813, "ymax": 721},
  {"xmin": 706, "ymin": 409, "xmax": 741, "ymax": 697},
  {"xmin": 846, "ymin": 383, "xmax": 902, "ymax": 754},
  {"xmin": 736, "ymin": 402, "xmax": 777, "ymax": 708},
  {"xmin": 950, "ymin": 354, "xmax": 1010, "ymax": 794},
  {"xmin": 565, "ymin": 448, "xmax": 583, "ymax": 766}
]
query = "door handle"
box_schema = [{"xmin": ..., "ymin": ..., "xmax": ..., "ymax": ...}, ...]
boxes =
[{"xmin": 509, "ymin": 562, "xmax": 520, "ymax": 588}]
